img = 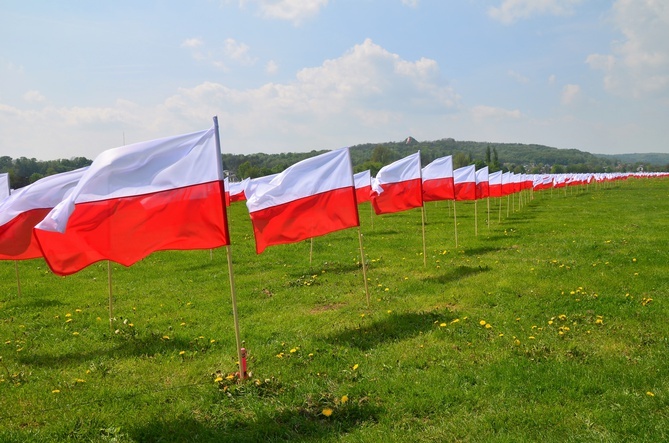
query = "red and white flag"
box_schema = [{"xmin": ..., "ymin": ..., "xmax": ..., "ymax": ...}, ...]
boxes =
[
  {"xmin": 354, "ymin": 170, "xmax": 372, "ymax": 204},
  {"xmin": 370, "ymin": 152, "xmax": 423, "ymax": 214},
  {"xmin": 475, "ymin": 166, "xmax": 489, "ymax": 199},
  {"xmin": 0, "ymin": 168, "xmax": 86, "ymax": 260},
  {"xmin": 501, "ymin": 171, "xmax": 514, "ymax": 195},
  {"xmin": 245, "ymin": 148, "xmax": 359, "ymax": 254},
  {"xmin": 34, "ymin": 126, "xmax": 230, "ymax": 276},
  {"xmin": 422, "ymin": 155, "xmax": 454, "ymax": 202},
  {"xmin": 453, "ymin": 164, "xmax": 476, "ymax": 201},
  {"xmin": 488, "ymin": 170, "xmax": 503, "ymax": 197},
  {"xmin": 229, "ymin": 178, "xmax": 249, "ymax": 203}
]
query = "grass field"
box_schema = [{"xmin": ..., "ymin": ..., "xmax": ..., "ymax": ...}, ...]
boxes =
[{"xmin": 1, "ymin": 179, "xmax": 668, "ymax": 442}]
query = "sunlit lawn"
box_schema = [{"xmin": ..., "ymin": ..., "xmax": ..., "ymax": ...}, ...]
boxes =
[{"xmin": 1, "ymin": 178, "xmax": 668, "ymax": 442}]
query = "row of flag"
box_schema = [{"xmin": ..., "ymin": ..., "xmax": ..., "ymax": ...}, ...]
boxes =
[{"xmin": 1, "ymin": 122, "xmax": 667, "ymax": 277}]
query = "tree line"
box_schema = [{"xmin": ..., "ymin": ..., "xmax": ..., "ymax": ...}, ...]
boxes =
[{"xmin": 2, "ymin": 138, "xmax": 666, "ymax": 190}]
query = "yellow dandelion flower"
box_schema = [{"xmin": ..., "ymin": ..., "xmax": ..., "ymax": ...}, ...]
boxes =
[
  {"xmin": 352, "ymin": 364, "xmax": 359, "ymax": 370},
  {"xmin": 514, "ymin": 339, "xmax": 521, "ymax": 346},
  {"xmin": 451, "ymin": 318, "xmax": 460, "ymax": 324},
  {"xmin": 384, "ymin": 288, "xmax": 389, "ymax": 292},
  {"xmin": 72, "ymin": 332, "xmax": 79, "ymax": 336},
  {"xmin": 65, "ymin": 313, "xmax": 72, "ymax": 317},
  {"xmin": 360, "ymin": 313, "xmax": 365, "ymax": 318},
  {"xmin": 76, "ymin": 379, "xmax": 86, "ymax": 383},
  {"xmin": 548, "ymin": 320, "xmax": 554, "ymax": 325},
  {"xmin": 646, "ymin": 391, "xmax": 655, "ymax": 397},
  {"xmin": 529, "ymin": 336, "xmax": 535, "ymax": 340},
  {"xmin": 479, "ymin": 320, "xmax": 487, "ymax": 326},
  {"xmin": 163, "ymin": 335, "xmax": 170, "ymax": 340},
  {"xmin": 322, "ymin": 408, "xmax": 333, "ymax": 417},
  {"xmin": 341, "ymin": 395, "xmax": 349, "ymax": 404},
  {"xmin": 179, "ymin": 351, "xmax": 185, "ymax": 355},
  {"xmin": 276, "ymin": 353, "xmax": 284, "ymax": 358},
  {"xmin": 485, "ymin": 323, "xmax": 492, "ymax": 329},
  {"xmin": 439, "ymin": 323, "xmax": 447, "ymax": 327},
  {"xmin": 52, "ymin": 389, "xmax": 60, "ymax": 394},
  {"xmin": 308, "ymin": 353, "xmax": 314, "ymax": 357},
  {"xmin": 595, "ymin": 318, "xmax": 603, "ymax": 325},
  {"xmin": 65, "ymin": 319, "xmax": 73, "ymax": 323},
  {"xmin": 290, "ymin": 348, "xmax": 297, "ymax": 353},
  {"xmin": 226, "ymin": 374, "xmax": 235, "ymax": 381},
  {"xmin": 180, "ymin": 322, "xmax": 186, "ymax": 326},
  {"xmin": 214, "ymin": 377, "xmax": 223, "ymax": 383},
  {"xmin": 210, "ymin": 339, "xmax": 216, "ymax": 343},
  {"xmin": 75, "ymin": 309, "xmax": 82, "ymax": 313},
  {"xmin": 387, "ymin": 310, "xmax": 392, "ymax": 314}
]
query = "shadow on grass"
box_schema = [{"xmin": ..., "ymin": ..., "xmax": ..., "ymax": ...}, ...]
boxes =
[
  {"xmin": 423, "ymin": 265, "xmax": 491, "ymax": 285},
  {"xmin": 17, "ymin": 335, "xmax": 204, "ymax": 369},
  {"xmin": 128, "ymin": 402, "xmax": 381, "ymax": 443},
  {"xmin": 359, "ymin": 229, "xmax": 400, "ymax": 237},
  {"xmin": 460, "ymin": 246, "xmax": 503, "ymax": 256},
  {"xmin": 324, "ymin": 311, "xmax": 448, "ymax": 351},
  {"xmin": 16, "ymin": 297, "xmax": 65, "ymax": 309}
]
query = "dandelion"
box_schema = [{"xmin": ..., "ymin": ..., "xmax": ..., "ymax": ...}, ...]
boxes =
[
  {"xmin": 479, "ymin": 320, "xmax": 487, "ymax": 326},
  {"xmin": 214, "ymin": 377, "xmax": 223, "ymax": 383},
  {"xmin": 384, "ymin": 288, "xmax": 389, "ymax": 292},
  {"xmin": 451, "ymin": 318, "xmax": 460, "ymax": 324},
  {"xmin": 322, "ymin": 408, "xmax": 333, "ymax": 417},
  {"xmin": 75, "ymin": 309, "xmax": 82, "ymax": 313},
  {"xmin": 558, "ymin": 314, "xmax": 567, "ymax": 321},
  {"xmin": 352, "ymin": 364, "xmax": 359, "ymax": 370},
  {"xmin": 225, "ymin": 374, "xmax": 235, "ymax": 381},
  {"xmin": 439, "ymin": 323, "xmax": 447, "ymax": 327},
  {"xmin": 65, "ymin": 313, "xmax": 72, "ymax": 318},
  {"xmin": 514, "ymin": 339, "xmax": 521, "ymax": 346},
  {"xmin": 341, "ymin": 395, "xmax": 349, "ymax": 404},
  {"xmin": 595, "ymin": 318, "xmax": 603, "ymax": 325},
  {"xmin": 72, "ymin": 332, "xmax": 79, "ymax": 336},
  {"xmin": 180, "ymin": 322, "xmax": 186, "ymax": 326},
  {"xmin": 65, "ymin": 319, "xmax": 73, "ymax": 323},
  {"xmin": 646, "ymin": 391, "xmax": 655, "ymax": 397},
  {"xmin": 52, "ymin": 389, "xmax": 60, "ymax": 394},
  {"xmin": 308, "ymin": 353, "xmax": 314, "ymax": 357},
  {"xmin": 75, "ymin": 379, "xmax": 85, "ymax": 383},
  {"xmin": 485, "ymin": 323, "xmax": 492, "ymax": 329},
  {"xmin": 290, "ymin": 348, "xmax": 297, "ymax": 353},
  {"xmin": 210, "ymin": 339, "xmax": 216, "ymax": 343},
  {"xmin": 179, "ymin": 351, "xmax": 185, "ymax": 355},
  {"xmin": 548, "ymin": 320, "xmax": 554, "ymax": 325},
  {"xmin": 163, "ymin": 335, "xmax": 170, "ymax": 340},
  {"xmin": 529, "ymin": 336, "xmax": 535, "ymax": 340}
]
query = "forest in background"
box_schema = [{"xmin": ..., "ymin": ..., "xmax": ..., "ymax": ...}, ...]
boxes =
[{"xmin": 2, "ymin": 138, "xmax": 668, "ymax": 189}]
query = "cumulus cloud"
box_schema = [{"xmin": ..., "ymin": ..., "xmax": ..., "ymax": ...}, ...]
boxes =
[
  {"xmin": 586, "ymin": 0, "xmax": 669, "ymax": 97},
  {"xmin": 560, "ymin": 84, "xmax": 580, "ymax": 105},
  {"xmin": 488, "ymin": 0, "xmax": 582, "ymax": 24},
  {"xmin": 471, "ymin": 105, "xmax": 522, "ymax": 120},
  {"xmin": 180, "ymin": 38, "xmax": 203, "ymax": 48},
  {"xmin": 265, "ymin": 60, "xmax": 279, "ymax": 74},
  {"xmin": 181, "ymin": 37, "xmax": 257, "ymax": 70},
  {"xmin": 242, "ymin": 0, "xmax": 329, "ymax": 24},
  {"xmin": 23, "ymin": 90, "xmax": 45, "ymax": 103}
]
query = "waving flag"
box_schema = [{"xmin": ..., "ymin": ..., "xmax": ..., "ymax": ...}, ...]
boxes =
[
  {"xmin": 354, "ymin": 170, "xmax": 372, "ymax": 204},
  {"xmin": 422, "ymin": 155, "xmax": 454, "ymax": 202},
  {"xmin": 501, "ymin": 172, "xmax": 514, "ymax": 195},
  {"xmin": 245, "ymin": 148, "xmax": 358, "ymax": 254},
  {"xmin": 0, "ymin": 168, "xmax": 86, "ymax": 260},
  {"xmin": 34, "ymin": 125, "xmax": 229, "ymax": 276},
  {"xmin": 229, "ymin": 178, "xmax": 249, "ymax": 203},
  {"xmin": 453, "ymin": 165, "xmax": 476, "ymax": 201},
  {"xmin": 475, "ymin": 166, "xmax": 490, "ymax": 199},
  {"xmin": 371, "ymin": 152, "xmax": 422, "ymax": 214},
  {"xmin": 488, "ymin": 170, "xmax": 503, "ymax": 197}
]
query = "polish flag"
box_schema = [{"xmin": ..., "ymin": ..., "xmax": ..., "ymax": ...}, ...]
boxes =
[
  {"xmin": 34, "ymin": 125, "xmax": 230, "ymax": 276},
  {"xmin": 245, "ymin": 148, "xmax": 359, "ymax": 254},
  {"xmin": 422, "ymin": 155, "xmax": 454, "ymax": 202},
  {"xmin": 370, "ymin": 152, "xmax": 423, "ymax": 214},
  {"xmin": 229, "ymin": 178, "xmax": 249, "ymax": 203},
  {"xmin": 453, "ymin": 165, "xmax": 476, "ymax": 201},
  {"xmin": 501, "ymin": 172, "xmax": 514, "ymax": 195},
  {"xmin": 488, "ymin": 170, "xmax": 503, "ymax": 197},
  {"xmin": 0, "ymin": 168, "xmax": 86, "ymax": 260},
  {"xmin": 475, "ymin": 166, "xmax": 490, "ymax": 199},
  {"xmin": 533, "ymin": 174, "xmax": 553, "ymax": 191},
  {"xmin": 354, "ymin": 170, "xmax": 372, "ymax": 204}
]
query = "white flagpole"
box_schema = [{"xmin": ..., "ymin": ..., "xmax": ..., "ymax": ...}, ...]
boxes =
[
  {"xmin": 357, "ymin": 228, "xmax": 370, "ymax": 306},
  {"xmin": 108, "ymin": 260, "xmax": 113, "ymax": 334},
  {"xmin": 15, "ymin": 260, "xmax": 21, "ymax": 297},
  {"xmin": 214, "ymin": 116, "xmax": 245, "ymax": 380}
]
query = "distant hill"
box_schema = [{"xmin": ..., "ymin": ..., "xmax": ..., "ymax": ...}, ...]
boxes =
[{"xmin": 595, "ymin": 153, "xmax": 669, "ymax": 167}]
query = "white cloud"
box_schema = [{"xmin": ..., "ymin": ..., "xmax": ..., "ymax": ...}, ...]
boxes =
[
  {"xmin": 401, "ymin": 0, "xmax": 419, "ymax": 7},
  {"xmin": 243, "ymin": 0, "xmax": 329, "ymax": 24},
  {"xmin": 560, "ymin": 84, "xmax": 580, "ymax": 105},
  {"xmin": 23, "ymin": 90, "xmax": 45, "ymax": 103},
  {"xmin": 265, "ymin": 60, "xmax": 279, "ymax": 74},
  {"xmin": 471, "ymin": 105, "xmax": 522, "ymax": 120},
  {"xmin": 223, "ymin": 38, "xmax": 256, "ymax": 65},
  {"xmin": 488, "ymin": 0, "xmax": 582, "ymax": 24},
  {"xmin": 508, "ymin": 70, "xmax": 529, "ymax": 84},
  {"xmin": 181, "ymin": 37, "xmax": 257, "ymax": 70},
  {"xmin": 180, "ymin": 38, "xmax": 203, "ymax": 48},
  {"xmin": 586, "ymin": 0, "xmax": 669, "ymax": 97}
]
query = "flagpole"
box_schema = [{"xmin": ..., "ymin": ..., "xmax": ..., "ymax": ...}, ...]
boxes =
[
  {"xmin": 214, "ymin": 116, "xmax": 245, "ymax": 380},
  {"xmin": 357, "ymin": 228, "xmax": 370, "ymax": 306},
  {"xmin": 498, "ymin": 197, "xmax": 502, "ymax": 223},
  {"xmin": 108, "ymin": 260, "xmax": 113, "ymax": 334},
  {"xmin": 226, "ymin": 245, "xmax": 244, "ymax": 379},
  {"xmin": 453, "ymin": 200, "xmax": 458, "ymax": 248},
  {"xmin": 15, "ymin": 260, "xmax": 21, "ymax": 297},
  {"xmin": 487, "ymin": 197, "xmax": 490, "ymax": 229},
  {"xmin": 474, "ymin": 200, "xmax": 478, "ymax": 236},
  {"xmin": 309, "ymin": 237, "xmax": 314, "ymax": 267},
  {"xmin": 421, "ymin": 205, "xmax": 427, "ymax": 266}
]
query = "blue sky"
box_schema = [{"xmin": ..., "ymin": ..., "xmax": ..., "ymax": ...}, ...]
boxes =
[{"xmin": 1, "ymin": 0, "xmax": 667, "ymax": 160}]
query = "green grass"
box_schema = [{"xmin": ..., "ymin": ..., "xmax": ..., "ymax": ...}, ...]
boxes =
[{"xmin": 1, "ymin": 179, "xmax": 668, "ymax": 442}]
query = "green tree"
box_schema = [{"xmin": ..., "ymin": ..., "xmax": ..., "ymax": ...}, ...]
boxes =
[{"xmin": 453, "ymin": 152, "xmax": 471, "ymax": 169}]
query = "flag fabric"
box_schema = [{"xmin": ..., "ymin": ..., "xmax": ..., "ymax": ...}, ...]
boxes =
[
  {"xmin": 228, "ymin": 178, "xmax": 249, "ymax": 202},
  {"xmin": 501, "ymin": 171, "xmax": 514, "ymax": 195},
  {"xmin": 488, "ymin": 170, "xmax": 503, "ymax": 197},
  {"xmin": 245, "ymin": 148, "xmax": 359, "ymax": 254},
  {"xmin": 475, "ymin": 166, "xmax": 489, "ymax": 199},
  {"xmin": 422, "ymin": 155, "xmax": 455, "ymax": 202},
  {"xmin": 453, "ymin": 165, "xmax": 476, "ymax": 201},
  {"xmin": 354, "ymin": 170, "xmax": 372, "ymax": 204},
  {"xmin": 370, "ymin": 152, "xmax": 423, "ymax": 214},
  {"xmin": 0, "ymin": 173, "xmax": 9, "ymax": 201},
  {"xmin": 0, "ymin": 168, "xmax": 86, "ymax": 260},
  {"xmin": 34, "ymin": 126, "xmax": 230, "ymax": 276}
]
